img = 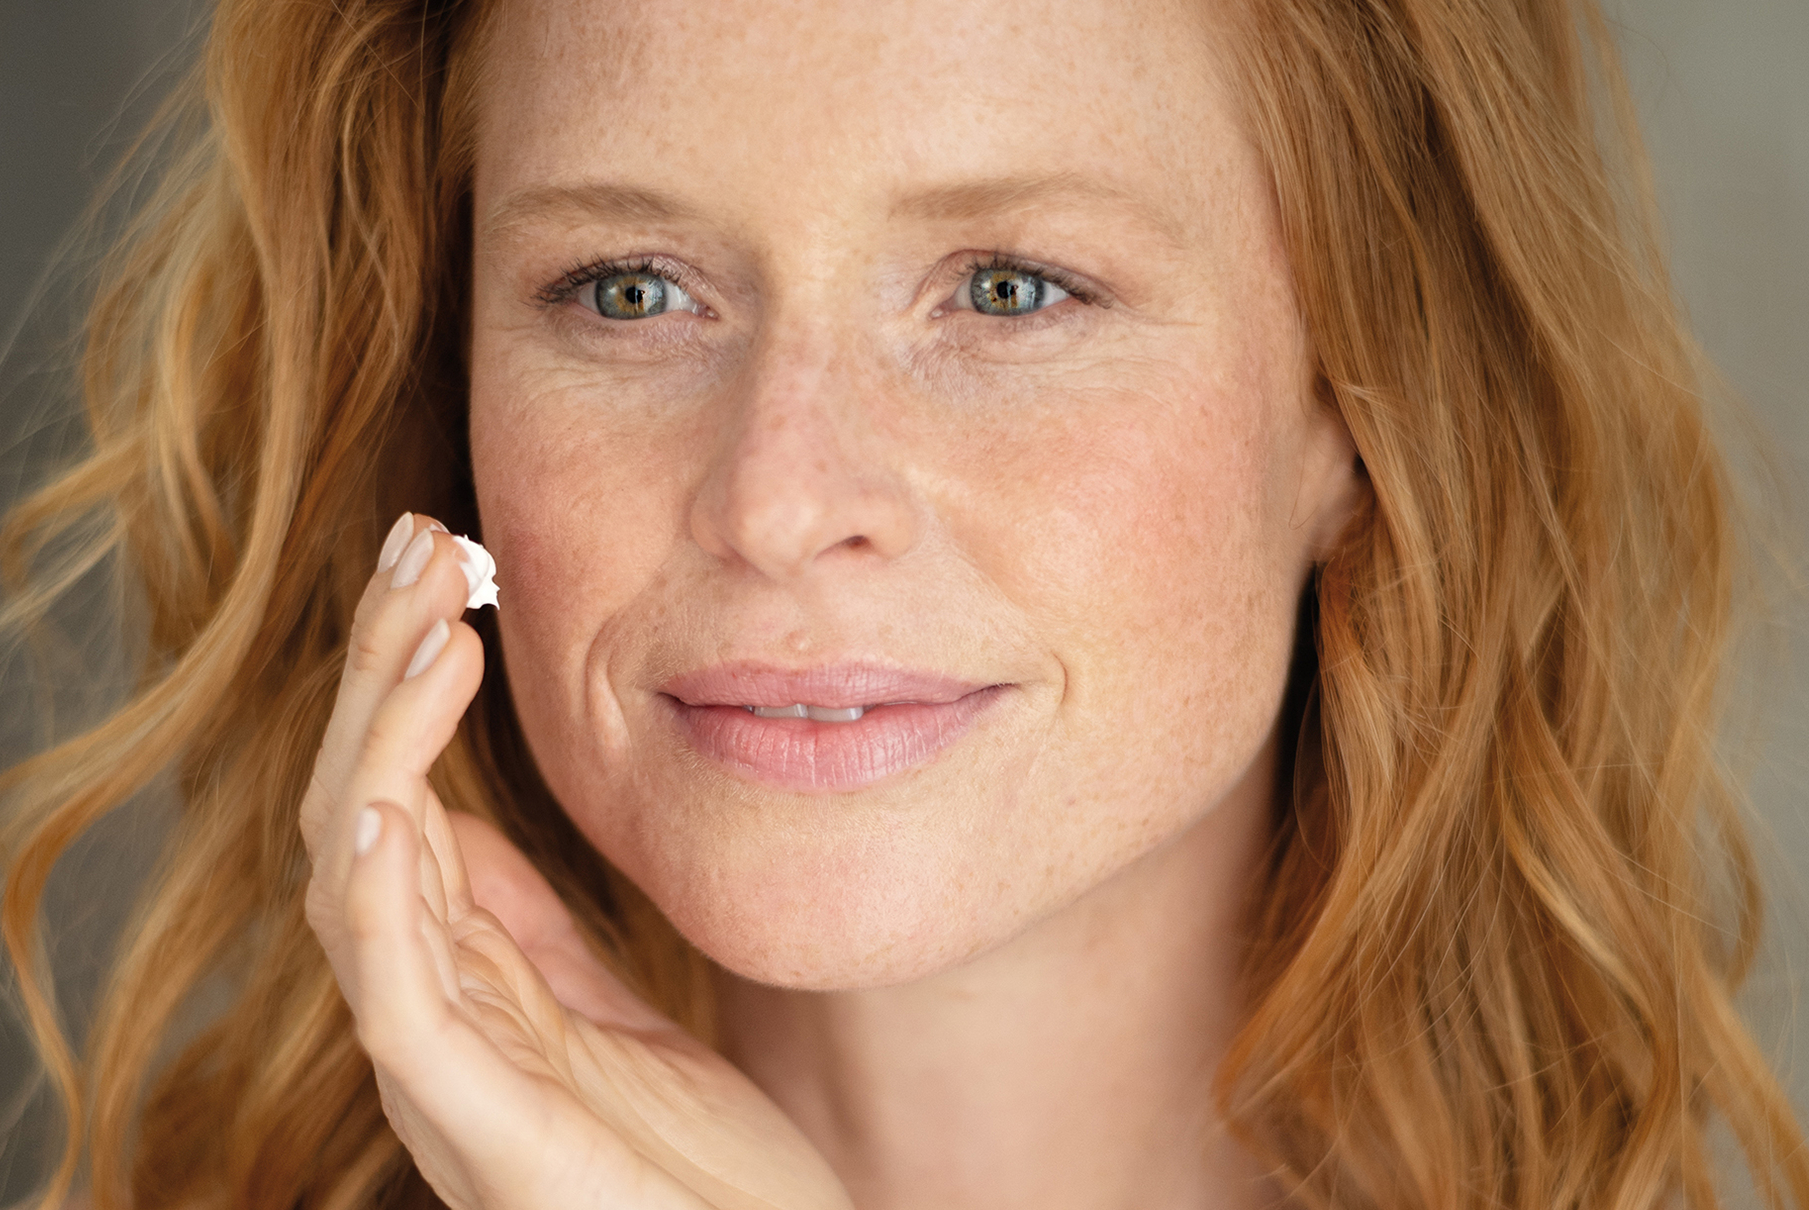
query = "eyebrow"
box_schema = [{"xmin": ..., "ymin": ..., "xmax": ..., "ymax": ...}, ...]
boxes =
[
  {"xmin": 483, "ymin": 181, "xmax": 702, "ymax": 243},
  {"xmin": 484, "ymin": 171, "xmax": 1187, "ymax": 246},
  {"xmin": 890, "ymin": 171, "xmax": 1189, "ymax": 244}
]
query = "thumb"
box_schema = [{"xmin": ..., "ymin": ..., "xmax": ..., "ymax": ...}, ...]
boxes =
[{"xmin": 447, "ymin": 813, "xmax": 670, "ymax": 1033}]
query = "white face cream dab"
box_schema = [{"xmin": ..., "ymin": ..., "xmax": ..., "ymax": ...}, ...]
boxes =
[{"xmin": 451, "ymin": 535, "xmax": 499, "ymax": 610}]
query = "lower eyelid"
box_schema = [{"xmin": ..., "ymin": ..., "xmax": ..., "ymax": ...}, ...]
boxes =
[
  {"xmin": 944, "ymin": 305, "xmax": 1086, "ymax": 340},
  {"xmin": 545, "ymin": 305, "xmax": 715, "ymax": 355}
]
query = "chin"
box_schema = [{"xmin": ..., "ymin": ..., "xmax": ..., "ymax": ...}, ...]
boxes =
[
  {"xmin": 665, "ymin": 862, "xmax": 1022, "ymax": 991},
  {"xmin": 592, "ymin": 797, "xmax": 1062, "ymax": 991},
  {"xmin": 682, "ymin": 916, "xmax": 1017, "ymax": 993},
  {"xmin": 541, "ymin": 681, "xmax": 1278, "ymax": 994}
]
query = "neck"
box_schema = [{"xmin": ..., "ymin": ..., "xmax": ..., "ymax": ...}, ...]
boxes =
[{"xmin": 715, "ymin": 742, "xmax": 1281, "ymax": 1210}]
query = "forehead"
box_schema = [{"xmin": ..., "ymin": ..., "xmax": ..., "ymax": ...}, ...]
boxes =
[{"xmin": 474, "ymin": 0, "xmax": 1245, "ymax": 236}]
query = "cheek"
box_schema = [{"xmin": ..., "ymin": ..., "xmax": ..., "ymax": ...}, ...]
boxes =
[
  {"xmin": 467, "ymin": 354, "xmax": 699, "ymax": 772},
  {"xmin": 943, "ymin": 354, "xmax": 1304, "ymax": 829},
  {"xmin": 955, "ymin": 365, "xmax": 1293, "ymax": 668},
  {"xmin": 469, "ymin": 404, "xmax": 597, "ymax": 778}
]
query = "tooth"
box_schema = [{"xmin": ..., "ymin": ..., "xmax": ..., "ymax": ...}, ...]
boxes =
[
  {"xmin": 806, "ymin": 705, "xmax": 865, "ymax": 723},
  {"xmin": 745, "ymin": 703, "xmax": 870, "ymax": 721}
]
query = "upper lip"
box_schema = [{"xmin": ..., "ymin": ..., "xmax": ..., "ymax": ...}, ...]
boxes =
[{"xmin": 660, "ymin": 661, "xmax": 994, "ymax": 709}]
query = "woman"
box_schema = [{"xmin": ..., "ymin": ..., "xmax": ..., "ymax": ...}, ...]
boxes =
[{"xmin": 3, "ymin": 0, "xmax": 1803, "ymax": 1206}]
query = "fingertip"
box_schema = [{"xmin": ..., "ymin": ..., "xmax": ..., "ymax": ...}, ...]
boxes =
[
  {"xmin": 449, "ymin": 616, "xmax": 485, "ymax": 660},
  {"xmin": 343, "ymin": 800, "xmax": 454, "ymax": 1057},
  {"xmin": 427, "ymin": 801, "xmax": 478, "ymax": 918},
  {"xmin": 404, "ymin": 618, "xmax": 452, "ymax": 679},
  {"xmin": 348, "ymin": 621, "xmax": 485, "ymax": 808},
  {"xmin": 390, "ymin": 529, "xmax": 437, "ymax": 589},
  {"xmin": 434, "ymin": 619, "xmax": 488, "ymax": 697},
  {"xmin": 345, "ymin": 801, "xmax": 417, "ymax": 967},
  {"xmin": 376, "ymin": 512, "xmax": 414, "ymax": 573},
  {"xmin": 349, "ymin": 801, "xmax": 416, "ymax": 887}
]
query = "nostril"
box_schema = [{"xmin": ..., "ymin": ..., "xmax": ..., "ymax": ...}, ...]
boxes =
[{"xmin": 843, "ymin": 535, "xmax": 871, "ymax": 551}]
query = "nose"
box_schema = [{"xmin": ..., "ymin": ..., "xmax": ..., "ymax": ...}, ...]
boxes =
[{"xmin": 688, "ymin": 329, "xmax": 920, "ymax": 581}]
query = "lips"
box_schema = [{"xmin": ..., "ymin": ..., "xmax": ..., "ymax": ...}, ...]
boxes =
[{"xmin": 658, "ymin": 662, "xmax": 1005, "ymax": 792}]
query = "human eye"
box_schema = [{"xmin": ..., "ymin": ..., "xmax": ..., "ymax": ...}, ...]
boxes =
[
  {"xmin": 943, "ymin": 255, "xmax": 1095, "ymax": 318},
  {"xmin": 581, "ymin": 268, "xmax": 702, "ymax": 319},
  {"xmin": 966, "ymin": 266, "xmax": 1068, "ymax": 316},
  {"xmin": 537, "ymin": 257, "xmax": 707, "ymax": 321}
]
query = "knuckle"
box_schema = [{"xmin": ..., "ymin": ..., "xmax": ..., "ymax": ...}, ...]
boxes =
[
  {"xmin": 360, "ymin": 706, "xmax": 415, "ymax": 765},
  {"xmin": 298, "ymin": 770, "xmax": 332, "ymax": 843},
  {"xmin": 346, "ymin": 625, "xmax": 390, "ymax": 678},
  {"xmin": 303, "ymin": 886, "xmax": 340, "ymax": 945},
  {"xmin": 352, "ymin": 560, "xmax": 400, "ymax": 620}
]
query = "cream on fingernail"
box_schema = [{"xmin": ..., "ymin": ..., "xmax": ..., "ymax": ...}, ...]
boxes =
[
  {"xmin": 405, "ymin": 618, "xmax": 450, "ymax": 679},
  {"xmin": 377, "ymin": 512, "xmax": 413, "ymax": 573},
  {"xmin": 391, "ymin": 530, "xmax": 434, "ymax": 589},
  {"xmin": 353, "ymin": 806, "xmax": 382, "ymax": 856}
]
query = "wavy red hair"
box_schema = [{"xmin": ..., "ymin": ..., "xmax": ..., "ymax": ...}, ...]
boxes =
[{"xmin": 2, "ymin": 1, "xmax": 1802, "ymax": 1207}]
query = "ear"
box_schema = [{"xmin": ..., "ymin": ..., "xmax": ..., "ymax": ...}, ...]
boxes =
[{"xmin": 1292, "ymin": 378, "xmax": 1368, "ymax": 563}]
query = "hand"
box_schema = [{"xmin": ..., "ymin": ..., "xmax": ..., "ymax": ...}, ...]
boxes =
[{"xmin": 299, "ymin": 514, "xmax": 852, "ymax": 1210}]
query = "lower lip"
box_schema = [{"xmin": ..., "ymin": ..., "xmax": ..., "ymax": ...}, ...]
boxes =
[{"xmin": 663, "ymin": 687, "xmax": 1005, "ymax": 793}]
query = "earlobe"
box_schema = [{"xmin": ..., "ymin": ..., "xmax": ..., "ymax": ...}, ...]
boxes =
[
  {"xmin": 1295, "ymin": 393, "xmax": 1370, "ymax": 563},
  {"xmin": 1316, "ymin": 452, "xmax": 1369, "ymax": 562}
]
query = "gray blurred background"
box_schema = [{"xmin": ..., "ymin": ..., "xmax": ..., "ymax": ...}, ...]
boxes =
[{"xmin": 0, "ymin": 0, "xmax": 1804, "ymax": 1202}]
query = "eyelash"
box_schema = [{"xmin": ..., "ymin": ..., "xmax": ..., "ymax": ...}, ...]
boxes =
[
  {"xmin": 532, "ymin": 251, "xmax": 1101, "ymax": 315},
  {"xmin": 534, "ymin": 255, "xmax": 699, "ymax": 309}
]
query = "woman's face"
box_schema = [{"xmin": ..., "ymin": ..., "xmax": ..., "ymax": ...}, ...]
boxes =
[{"xmin": 468, "ymin": 0, "xmax": 1358, "ymax": 988}]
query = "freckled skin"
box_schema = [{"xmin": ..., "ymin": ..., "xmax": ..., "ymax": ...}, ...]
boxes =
[{"xmin": 467, "ymin": 0, "xmax": 1360, "ymax": 992}]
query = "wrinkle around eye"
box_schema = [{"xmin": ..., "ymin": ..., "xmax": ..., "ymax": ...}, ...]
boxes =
[
  {"xmin": 529, "ymin": 295, "xmax": 731, "ymax": 372},
  {"xmin": 908, "ymin": 307, "xmax": 1142, "ymax": 385},
  {"xmin": 931, "ymin": 288, "xmax": 1097, "ymax": 343}
]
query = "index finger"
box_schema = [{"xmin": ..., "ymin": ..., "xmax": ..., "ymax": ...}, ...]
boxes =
[{"xmin": 299, "ymin": 513, "xmax": 484, "ymax": 854}]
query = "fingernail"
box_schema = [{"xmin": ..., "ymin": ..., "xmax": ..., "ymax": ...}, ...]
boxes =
[
  {"xmin": 452, "ymin": 543, "xmax": 480, "ymax": 598},
  {"xmin": 376, "ymin": 512, "xmax": 413, "ymax": 573},
  {"xmin": 425, "ymin": 518, "xmax": 449, "ymax": 533},
  {"xmin": 354, "ymin": 806, "xmax": 382, "ymax": 856},
  {"xmin": 405, "ymin": 618, "xmax": 450, "ymax": 679},
  {"xmin": 391, "ymin": 530, "xmax": 434, "ymax": 589}
]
